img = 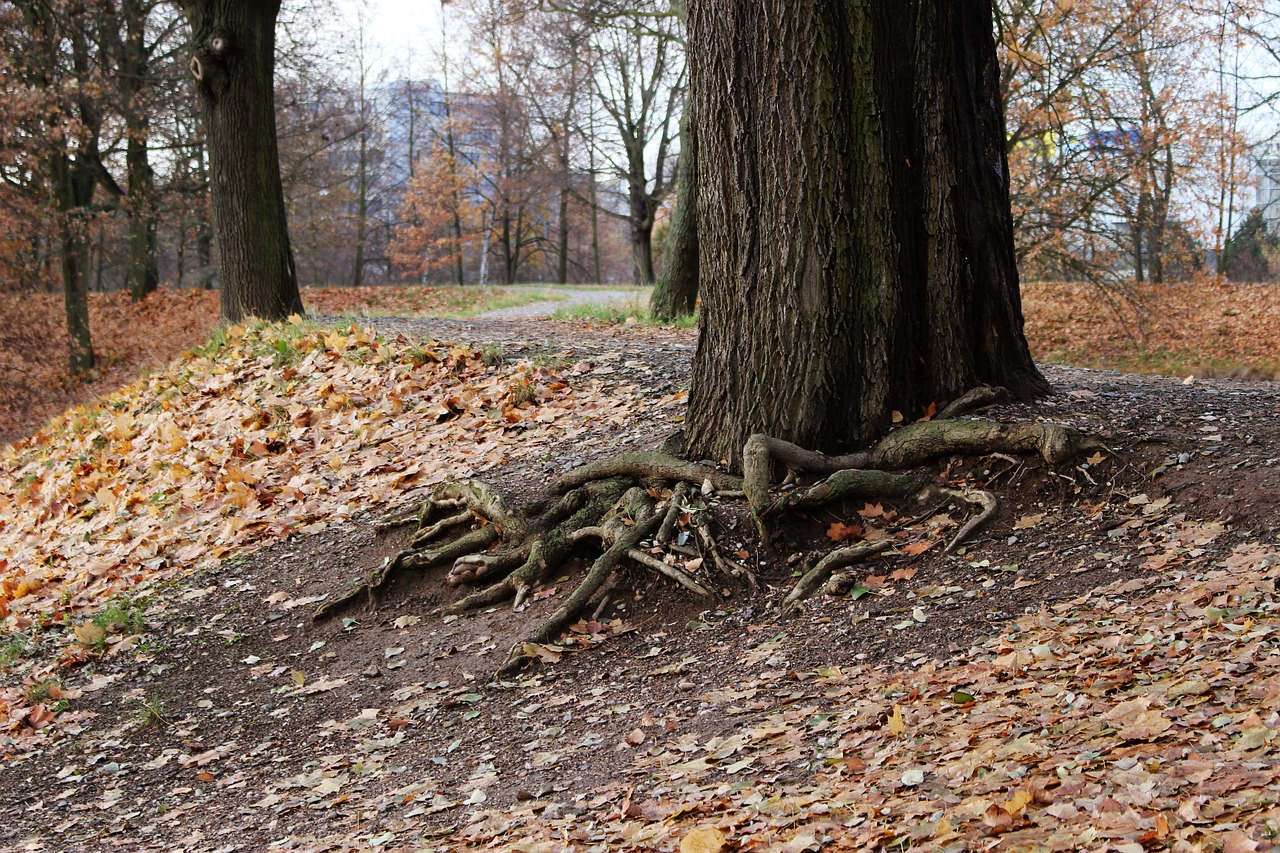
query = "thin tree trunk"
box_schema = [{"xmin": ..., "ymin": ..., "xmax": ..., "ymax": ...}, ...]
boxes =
[
  {"xmin": 183, "ymin": 0, "xmax": 303, "ymax": 321},
  {"xmin": 353, "ymin": 127, "xmax": 369, "ymax": 287},
  {"xmin": 557, "ymin": 188, "xmax": 571, "ymax": 284},
  {"xmin": 650, "ymin": 109, "xmax": 698, "ymax": 319},
  {"xmin": 479, "ymin": 206, "xmax": 492, "ymax": 285},
  {"xmin": 628, "ymin": 167, "xmax": 656, "ymax": 285},
  {"xmin": 685, "ymin": 0, "xmax": 1047, "ymax": 468},
  {"xmin": 122, "ymin": 0, "xmax": 159, "ymax": 301},
  {"xmin": 125, "ymin": 129, "xmax": 159, "ymax": 300},
  {"xmin": 54, "ymin": 202, "xmax": 94, "ymax": 374}
]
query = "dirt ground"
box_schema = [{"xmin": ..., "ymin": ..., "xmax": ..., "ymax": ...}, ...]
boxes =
[{"xmin": 3, "ymin": 317, "xmax": 1280, "ymax": 851}]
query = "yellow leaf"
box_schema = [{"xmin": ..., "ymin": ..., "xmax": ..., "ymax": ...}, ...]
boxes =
[
  {"xmin": 680, "ymin": 827, "xmax": 725, "ymax": 853},
  {"xmin": 887, "ymin": 704, "xmax": 906, "ymax": 737},
  {"xmin": 74, "ymin": 622, "xmax": 107, "ymax": 646},
  {"xmin": 1002, "ymin": 788, "xmax": 1033, "ymax": 817}
]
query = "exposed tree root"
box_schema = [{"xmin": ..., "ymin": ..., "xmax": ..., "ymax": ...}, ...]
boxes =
[
  {"xmin": 784, "ymin": 541, "xmax": 892, "ymax": 616},
  {"xmin": 748, "ymin": 398, "xmax": 1101, "ymax": 608},
  {"xmin": 324, "ymin": 384, "xmax": 1101, "ymax": 672}
]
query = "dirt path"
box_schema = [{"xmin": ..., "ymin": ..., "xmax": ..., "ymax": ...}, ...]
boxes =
[{"xmin": 473, "ymin": 286, "xmax": 649, "ymax": 319}]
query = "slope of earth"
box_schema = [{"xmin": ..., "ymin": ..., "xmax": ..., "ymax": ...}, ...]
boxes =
[
  {"xmin": 0, "ymin": 286, "xmax": 556, "ymax": 447},
  {"xmin": 3, "ymin": 315, "xmax": 1280, "ymax": 852}
]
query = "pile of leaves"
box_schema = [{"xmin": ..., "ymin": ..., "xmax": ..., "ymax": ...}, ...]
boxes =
[
  {"xmin": 0, "ymin": 285, "xmax": 554, "ymax": 446},
  {"xmin": 0, "ymin": 319, "xmax": 658, "ymax": 747},
  {"xmin": 0, "ymin": 289, "xmax": 221, "ymax": 443},
  {"xmin": 1023, "ymin": 279, "xmax": 1280, "ymax": 378}
]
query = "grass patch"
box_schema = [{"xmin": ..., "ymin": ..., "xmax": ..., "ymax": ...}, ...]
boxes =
[
  {"xmin": 132, "ymin": 692, "xmax": 173, "ymax": 729},
  {"xmin": 550, "ymin": 300, "xmax": 697, "ymax": 329},
  {"xmin": 72, "ymin": 595, "xmax": 148, "ymax": 650},
  {"xmin": 302, "ymin": 285, "xmax": 566, "ymax": 319},
  {"xmin": 0, "ymin": 635, "xmax": 30, "ymax": 669},
  {"xmin": 24, "ymin": 676, "xmax": 65, "ymax": 707}
]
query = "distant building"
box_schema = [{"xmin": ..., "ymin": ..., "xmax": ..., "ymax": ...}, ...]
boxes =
[{"xmin": 1257, "ymin": 145, "xmax": 1280, "ymax": 234}]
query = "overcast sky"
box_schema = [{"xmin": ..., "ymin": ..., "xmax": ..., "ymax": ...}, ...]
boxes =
[{"xmin": 340, "ymin": 0, "xmax": 445, "ymax": 77}]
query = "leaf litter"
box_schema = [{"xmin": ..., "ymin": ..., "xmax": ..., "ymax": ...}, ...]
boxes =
[{"xmin": 3, "ymin": 313, "xmax": 1280, "ymax": 851}]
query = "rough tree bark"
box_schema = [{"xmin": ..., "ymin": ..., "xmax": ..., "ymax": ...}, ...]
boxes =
[
  {"xmin": 181, "ymin": 0, "xmax": 303, "ymax": 322},
  {"xmin": 684, "ymin": 0, "xmax": 1049, "ymax": 467}
]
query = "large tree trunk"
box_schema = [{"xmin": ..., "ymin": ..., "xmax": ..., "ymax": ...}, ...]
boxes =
[
  {"xmin": 685, "ymin": 0, "xmax": 1048, "ymax": 469},
  {"xmin": 183, "ymin": 0, "xmax": 303, "ymax": 322},
  {"xmin": 650, "ymin": 109, "xmax": 699, "ymax": 320}
]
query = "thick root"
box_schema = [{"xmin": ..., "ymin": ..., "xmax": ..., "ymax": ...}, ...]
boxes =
[
  {"xmin": 552, "ymin": 452, "xmax": 741, "ymax": 494},
  {"xmin": 741, "ymin": 387, "xmax": 1102, "ymax": 607},
  {"xmin": 329, "ymin": 385, "xmax": 1100, "ymax": 669},
  {"xmin": 784, "ymin": 541, "xmax": 892, "ymax": 615},
  {"xmin": 500, "ymin": 499, "xmax": 664, "ymax": 674}
]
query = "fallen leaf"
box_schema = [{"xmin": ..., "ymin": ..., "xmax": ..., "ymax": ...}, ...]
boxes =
[
  {"xmin": 901, "ymin": 539, "xmax": 935, "ymax": 557},
  {"xmin": 680, "ymin": 827, "xmax": 726, "ymax": 853},
  {"xmin": 887, "ymin": 704, "xmax": 906, "ymax": 737},
  {"xmin": 73, "ymin": 622, "xmax": 106, "ymax": 646},
  {"xmin": 983, "ymin": 803, "xmax": 1014, "ymax": 831},
  {"xmin": 827, "ymin": 522, "xmax": 863, "ymax": 542}
]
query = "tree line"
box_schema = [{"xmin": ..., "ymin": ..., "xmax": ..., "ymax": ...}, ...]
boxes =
[{"xmin": 2, "ymin": 0, "xmax": 1279, "ymax": 377}]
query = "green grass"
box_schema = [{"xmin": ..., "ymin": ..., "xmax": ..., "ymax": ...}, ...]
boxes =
[
  {"xmin": 549, "ymin": 300, "xmax": 697, "ymax": 329},
  {"xmin": 444, "ymin": 288, "xmax": 569, "ymax": 317},
  {"xmin": 314, "ymin": 286, "xmax": 568, "ymax": 319},
  {"xmin": 24, "ymin": 676, "xmax": 62, "ymax": 706},
  {"xmin": 0, "ymin": 635, "xmax": 30, "ymax": 669},
  {"xmin": 92, "ymin": 596, "xmax": 147, "ymax": 635}
]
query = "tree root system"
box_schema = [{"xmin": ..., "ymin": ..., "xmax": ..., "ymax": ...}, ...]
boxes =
[{"xmin": 321, "ymin": 387, "xmax": 1101, "ymax": 675}]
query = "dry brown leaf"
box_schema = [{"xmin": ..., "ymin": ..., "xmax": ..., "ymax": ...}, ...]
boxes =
[
  {"xmin": 680, "ymin": 827, "xmax": 726, "ymax": 853},
  {"xmin": 901, "ymin": 539, "xmax": 935, "ymax": 557}
]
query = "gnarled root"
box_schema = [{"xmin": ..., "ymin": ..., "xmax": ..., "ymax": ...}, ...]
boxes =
[
  {"xmin": 327, "ymin": 384, "xmax": 1102, "ymax": 668},
  {"xmin": 320, "ymin": 457, "xmax": 741, "ymax": 675},
  {"xmin": 784, "ymin": 541, "xmax": 892, "ymax": 615},
  {"xmin": 745, "ymin": 389, "xmax": 1102, "ymax": 607}
]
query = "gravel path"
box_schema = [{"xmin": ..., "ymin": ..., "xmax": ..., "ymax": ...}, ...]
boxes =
[{"xmin": 473, "ymin": 286, "xmax": 648, "ymax": 319}]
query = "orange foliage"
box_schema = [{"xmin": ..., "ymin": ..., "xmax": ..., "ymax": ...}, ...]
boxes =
[{"xmin": 388, "ymin": 143, "xmax": 482, "ymax": 280}]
